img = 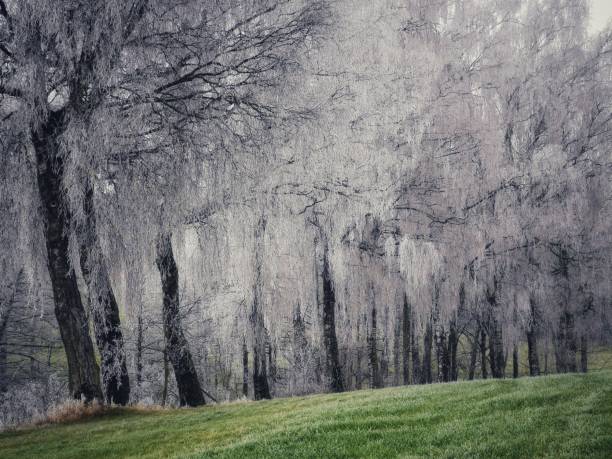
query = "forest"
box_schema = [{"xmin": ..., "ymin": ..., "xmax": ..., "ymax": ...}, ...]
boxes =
[{"xmin": 0, "ymin": 0, "xmax": 611, "ymax": 432}]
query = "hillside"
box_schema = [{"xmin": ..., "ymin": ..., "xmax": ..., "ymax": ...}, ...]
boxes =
[{"xmin": 1, "ymin": 371, "xmax": 611, "ymax": 458}]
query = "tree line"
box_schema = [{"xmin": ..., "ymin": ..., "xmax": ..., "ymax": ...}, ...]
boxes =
[{"xmin": 0, "ymin": 0, "xmax": 611, "ymax": 425}]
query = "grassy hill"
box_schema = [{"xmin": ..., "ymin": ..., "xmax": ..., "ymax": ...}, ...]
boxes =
[{"xmin": 1, "ymin": 371, "xmax": 610, "ymax": 459}]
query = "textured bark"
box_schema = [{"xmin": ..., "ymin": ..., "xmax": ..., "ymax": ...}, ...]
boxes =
[
  {"xmin": 316, "ymin": 235, "xmax": 344, "ymax": 393},
  {"xmin": 155, "ymin": 232, "xmax": 205, "ymax": 407},
  {"xmin": 79, "ymin": 182, "xmax": 130, "ymax": 405},
  {"xmin": 32, "ymin": 110, "xmax": 102, "ymax": 402},
  {"xmin": 401, "ymin": 294, "xmax": 410, "ymax": 385}
]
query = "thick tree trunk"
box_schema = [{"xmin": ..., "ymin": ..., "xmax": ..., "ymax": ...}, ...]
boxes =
[
  {"xmin": 32, "ymin": 110, "xmax": 102, "ymax": 402},
  {"xmin": 422, "ymin": 321, "xmax": 433, "ymax": 384},
  {"xmin": 368, "ymin": 305, "xmax": 382, "ymax": 389},
  {"xmin": 155, "ymin": 232, "xmax": 205, "ymax": 407},
  {"xmin": 512, "ymin": 345, "xmax": 519, "ymax": 378},
  {"xmin": 480, "ymin": 325, "xmax": 488, "ymax": 380},
  {"xmin": 316, "ymin": 235, "xmax": 344, "ymax": 393},
  {"xmin": 79, "ymin": 182, "xmax": 130, "ymax": 405},
  {"xmin": 251, "ymin": 217, "xmax": 271, "ymax": 400},
  {"xmin": 402, "ymin": 294, "xmax": 410, "ymax": 385}
]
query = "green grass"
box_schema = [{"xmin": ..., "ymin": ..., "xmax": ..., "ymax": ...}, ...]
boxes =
[{"xmin": 1, "ymin": 371, "xmax": 611, "ymax": 459}]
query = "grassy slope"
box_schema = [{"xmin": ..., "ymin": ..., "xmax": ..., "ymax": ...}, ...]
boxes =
[{"xmin": 1, "ymin": 371, "xmax": 611, "ymax": 459}]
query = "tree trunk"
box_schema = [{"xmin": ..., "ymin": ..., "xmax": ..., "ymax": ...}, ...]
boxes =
[
  {"xmin": 292, "ymin": 304, "xmax": 307, "ymax": 392},
  {"xmin": 527, "ymin": 328, "xmax": 540, "ymax": 376},
  {"xmin": 136, "ymin": 313, "xmax": 143, "ymax": 387},
  {"xmin": 242, "ymin": 338, "xmax": 249, "ymax": 398},
  {"xmin": 527, "ymin": 297, "xmax": 540, "ymax": 376},
  {"xmin": 161, "ymin": 346, "xmax": 169, "ymax": 406},
  {"xmin": 0, "ymin": 270, "xmax": 21, "ymax": 393},
  {"xmin": 368, "ymin": 305, "xmax": 382, "ymax": 389},
  {"xmin": 468, "ymin": 325, "xmax": 479, "ymax": 381},
  {"xmin": 402, "ymin": 294, "xmax": 410, "ymax": 385},
  {"xmin": 251, "ymin": 217, "xmax": 271, "ymax": 400},
  {"xmin": 580, "ymin": 335, "xmax": 588, "ymax": 373},
  {"xmin": 266, "ymin": 335, "xmax": 277, "ymax": 392},
  {"xmin": 512, "ymin": 345, "xmax": 519, "ymax": 378},
  {"xmin": 32, "ymin": 110, "xmax": 102, "ymax": 402},
  {"xmin": 565, "ymin": 312, "xmax": 578, "ymax": 372},
  {"xmin": 393, "ymin": 303, "xmax": 401, "ymax": 386},
  {"xmin": 435, "ymin": 326, "xmax": 449, "ymax": 382},
  {"xmin": 489, "ymin": 319, "xmax": 505, "ymax": 378},
  {"xmin": 480, "ymin": 325, "xmax": 488, "ymax": 380},
  {"xmin": 422, "ymin": 321, "xmax": 433, "ymax": 384},
  {"xmin": 355, "ymin": 316, "xmax": 363, "ymax": 390},
  {"xmin": 252, "ymin": 344, "xmax": 270, "ymax": 400},
  {"xmin": 556, "ymin": 312, "xmax": 577, "ymax": 373},
  {"xmin": 155, "ymin": 232, "xmax": 205, "ymax": 407},
  {"xmin": 316, "ymin": 235, "xmax": 344, "ymax": 393},
  {"xmin": 411, "ymin": 320, "xmax": 421, "ymax": 384},
  {"xmin": 449, "ymin": 321, "xmax": 459, "ymax": 381},
  {"xmin": 79, "ymin": 181, "xmax": 130, "ymax": 405}
]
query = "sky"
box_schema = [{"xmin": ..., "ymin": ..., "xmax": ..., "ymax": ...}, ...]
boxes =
[{"xmin": 590, "ymin": 0, "xmax": 612, "ymax": 34}]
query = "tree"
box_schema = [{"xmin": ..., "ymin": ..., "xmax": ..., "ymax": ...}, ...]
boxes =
[{"xmin": 0, "ymin": 0, "xmax": 327, "ymax": 403}]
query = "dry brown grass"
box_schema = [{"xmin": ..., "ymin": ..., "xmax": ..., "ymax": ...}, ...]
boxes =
[{"xmin": 32, "ymin": 399, "xmax": 109, "ymax": 427}]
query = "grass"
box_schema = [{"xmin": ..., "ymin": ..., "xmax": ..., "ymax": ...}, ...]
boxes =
[{"xmin": 1, "ymin": 371, "xmax": 611, "ymax": 459}]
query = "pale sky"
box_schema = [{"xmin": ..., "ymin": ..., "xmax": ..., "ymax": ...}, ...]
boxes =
[{"xmin": 590, "ymin": 0, "xmax": 612, "ymax": 34}]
